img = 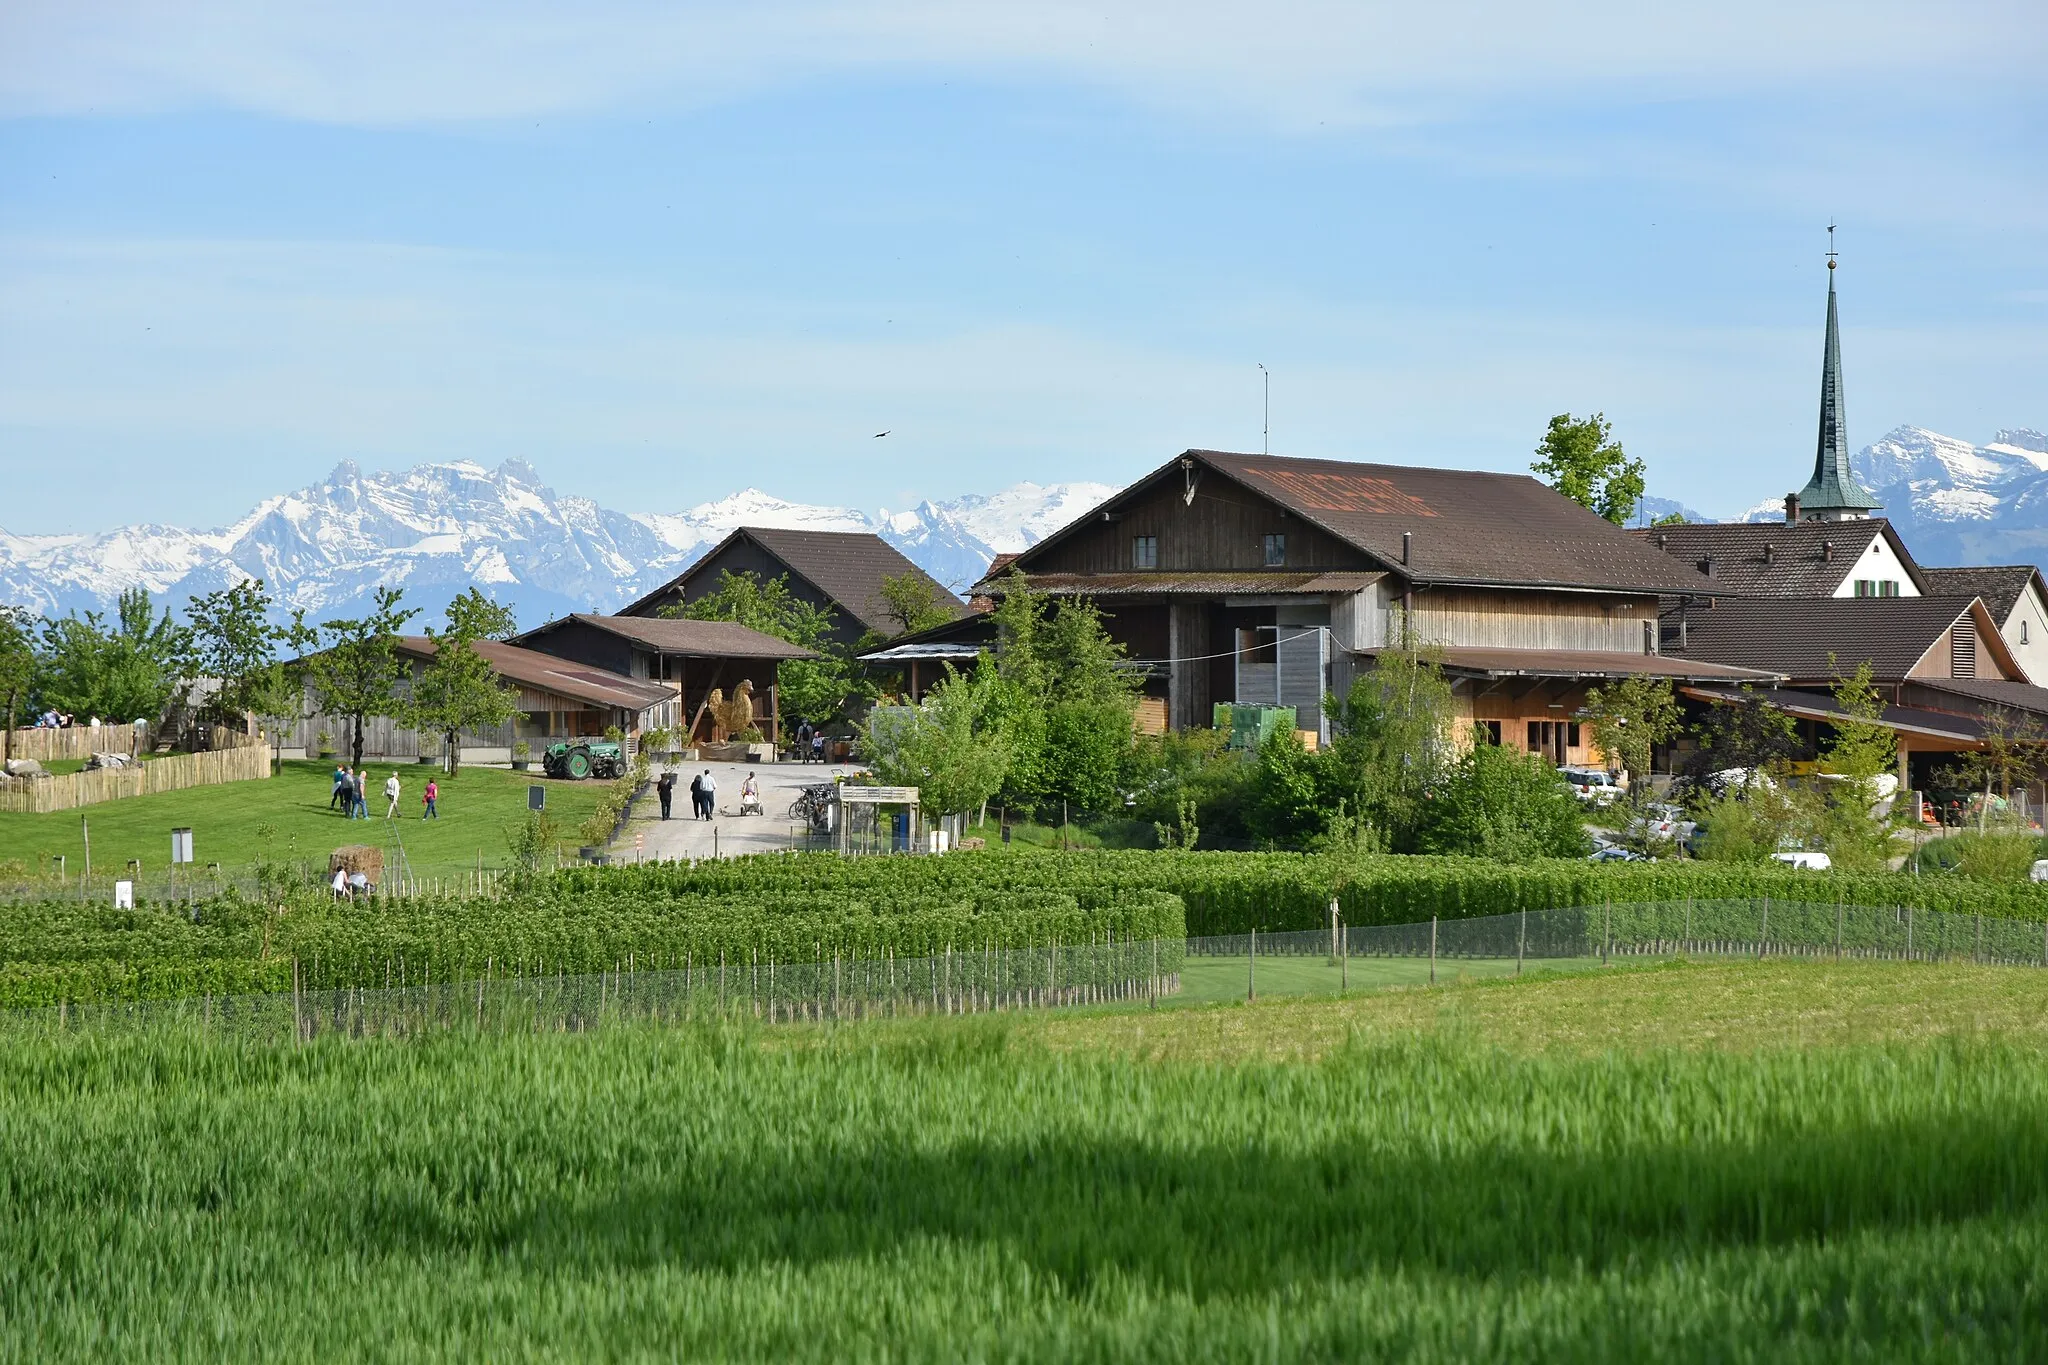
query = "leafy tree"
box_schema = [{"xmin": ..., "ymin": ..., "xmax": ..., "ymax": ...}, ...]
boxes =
[
  {"xmin": 35, "ymin": 589, "xmax": 193, "ymax": 725},
  {"xmin": 1581, "ymin": 675, "xmax": 1681, "ymax": 790},
  {"xmin": 1649, "ymin": 510, "xmax": 1688, "ymax": 526},
  {"xmin": 186, "ymin": 579, "xmax": 295, "ymax": 727},
  {"xmin": 1532, "ymin": 412, "xmax": 1646, "ymax": 525},
  {"xmin": 1812, "ymin": 659, "xmax": 1901, "ymax": 870},
  {"xmin": 669, "ymin": 570, "xmax": 858, "ymax": 728},
  {"xmin": 304, "ymin": 587, "xmax": 420, "ymax": 769},
  {"xmin": 1318, "ymin": 639, "xmax": 1458, "ymax": 852},
  {"xmin": 861, "ymin": 662, "xmax": 1013, "ymax": 820},
  {"xmin": 0, "ymin": 606, "xmax": 35, "ymax": 765},
  {"xmin": 1684, "ymin": 685, "xmax": 1801, "ymax": 788},
  {"xmin": 1418, "ymin": 738, "xmax": 1590, "ymax": 861},
  {"xmin": 1247, "ymin": 728, "xmax": 1327, "ymax": 845},
  {"xmin": 983, "ymin": 575, "xmax": 1138, "ymax": 815},
  {"xmin": 1945, "ymin": 707, "xmax": 2048, "ymax": 832},
  {"xmin": 408, "ymin": 589, "xmax": 520, "ymax": 776},
  {"xmin": 876, "ymin": 572, "xmax": 957, "ymax": 637}
]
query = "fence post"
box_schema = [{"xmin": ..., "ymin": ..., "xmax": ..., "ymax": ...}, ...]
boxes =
[
  {"xmin": 1835, "ymin": 900, "xmax": 1843, "ymax": 961},
  {"xmin": 1429, "ymin": 915, "xmax": 1437, "ymax": 986},
  {"xmin": 1600, "ymin": 900, "xmax": 1609, "ymax": 967},
  {"xmin": 1248, "ymin": 927, "xmax": 1256, "ymax": 1003},
  {"xmin": 1340, "ymin": 913, "xmax": 1348, "ymax": 992},
  {"xmin": 1907, "ymin": 905, "xmax": 1914, "ymax": 960},
  {"xmin": 292, "ymin": 955, "xmax": 302, "ymax": 1046},
  {"xmin": 1759, "ymin": 896, "xmax": 1769, "ymax": 960},
  {"xmin": 1151, "ymin": 936, "xmax": 1159, "ymax": 1009},
  {"xmin": 1329, "ymin": 896, "xmax": 1339, "ymax": 964},
  {"xmin": 1976, "ymin": 914, "xmax": 1983, "ymax": 965},
  {"xmin": 1517, "ymin": 906, "xmax": 1526, "ymax": 978}
]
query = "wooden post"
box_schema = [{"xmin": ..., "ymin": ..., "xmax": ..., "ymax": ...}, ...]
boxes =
[
  {"xmin": 1759, "ymin": 896, "xmax": 1769, "ymax": 960},
  {"xmin": 1340, "ymin": 911, "xmax": 1348, "ymax": 992},
  {"xmin": 292, "ymin": 956, "xmax": 302, "ymax": 1046},
  {"xmin": 1601, "ymin": 899, "xmax": 1609, "ymax": 966},
  {"xmin": 1151, "ymin": 935, "xmax": 1159, "ymax": 1008},
  {"xmin": 1248, "ymin": 926, "xmax": 1256, "ymax": 1002},
  {"xmin": 1835, "ymin": 900, "xmax": 1844, "ymax": 960},
  {"xmin": 1517, "ymin": 905, "xmax": 1526, "ymax": 978},
  {"xmin": 1429, "ymin": 915, "xmax": 1437, "ymax": 985}
]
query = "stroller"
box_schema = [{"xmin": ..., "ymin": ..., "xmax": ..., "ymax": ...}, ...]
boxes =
[{"xmin": 732, "ymin": 775, "xmax": 766, "ymax": 817}]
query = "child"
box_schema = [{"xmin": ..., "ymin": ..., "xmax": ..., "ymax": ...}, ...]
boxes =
[{"xmin": 422, "ymin": 778, "xmax": 438, "ymax": 819}]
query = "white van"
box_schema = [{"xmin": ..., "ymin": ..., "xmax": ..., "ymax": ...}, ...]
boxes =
[{"xmin": 1560, "ymin": 767, "xmax": 1624, "ymax": 805}]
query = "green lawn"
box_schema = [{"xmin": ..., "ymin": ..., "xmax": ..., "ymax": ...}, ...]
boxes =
[
  {"xmin": 4, "ymin": 959, "xmax": 2045, "ymax": 1361},
  {"xmin": 0, "ymin": 759, "xmax": 611, "ymax": 882},
  {"xmin": 1173, "ymin": 951, "xmax": 1614, "ymax": 1004}
]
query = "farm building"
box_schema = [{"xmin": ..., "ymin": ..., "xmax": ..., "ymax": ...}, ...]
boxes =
[
  {"xmin": 510, "ymin": 614, "xmax": 813, "ymax": 747},
  {"xmin": 617, "ymin": 527, "xmax": 967, "ymax": 649}
]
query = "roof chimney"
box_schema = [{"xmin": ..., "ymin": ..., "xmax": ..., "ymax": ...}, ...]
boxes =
[
  {"xmin": 1762, "ymin": 543, "xmax": 1774, "ymax": 564},
  {"xmin": 1401, "ymin": 531, "xmax": 1411, "ymax": 566},
  {"xmin": 1655, "ymin": 532, "xmax": 1669, "ymax": 549},
  {"xmin": 1785, "ymin": 492, "xmax": 1801, "ymax": 523},
  {"xmin": 1698, "ymin": 556, "xmax": 1714, "ymax": 578},
  {"xmin": 1823, "ymin": 539, "xmax": 1834, "ymax": 563}
]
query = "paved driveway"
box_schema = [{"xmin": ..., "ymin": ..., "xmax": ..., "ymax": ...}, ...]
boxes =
[{"xmin": 618, "ymin": 759, "xmax": 866, "ymax": 861}]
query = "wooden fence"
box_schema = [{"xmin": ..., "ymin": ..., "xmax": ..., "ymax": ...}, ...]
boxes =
[
  {"xmin": 3, "ymin": 725, "xmax": 149, "ymax": 763},
  {"xmin": 0, "ymin": 736, "xmax": 270, "ymax": 815}
]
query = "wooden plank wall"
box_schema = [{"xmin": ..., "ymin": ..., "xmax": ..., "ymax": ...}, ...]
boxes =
[
  {"xmin": 1406, "ymin": 589, "xmax": 1655, "ymax": 652},
  {"xmin": 0, "ymin": 733, "xmax": 270, "ymax": 814},
  {"xmin": 2, "ymin": 726, "xmax": 147, "ymax": 762}
]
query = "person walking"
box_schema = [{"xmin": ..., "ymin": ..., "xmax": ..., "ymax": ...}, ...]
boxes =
[
  {"xmin": 688, "ymin": 771, "xmax": 705, "ymax": 821},
  {"xmin": 383, "ymin": 771, "xmax": 402, "ymax": 820},
  {"xmin": 656, "ymin": 770, "xmax": 676, "ymax": 820},
  {"xmin": 329, "ymin": 763, "xmax": 350, "ymax": 811},
  {"xmin": 352, "ymin": 769, "xmax": 369, "ymax": 820},
  {"xmin": 699, "ymin": 769, "xmax": 718, "ymax": 819},
  {"xmin": 795, "ymin": 719, "xmax": 813, "ymax": 763},
  {"xmin": 421, "ymin": 778, "xmax": 439, "ymax": 820}
]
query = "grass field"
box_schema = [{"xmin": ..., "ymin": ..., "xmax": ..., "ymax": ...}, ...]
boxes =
[
  {"xmin": 1172, "ymin": 951, "xmax": 1611, "ymax": 1004},
  {"xmin": 4, "ymin": 959, "xmax": 2045, "ymax": 1362},
  {"xmin": 0, "ymin": 759, "xmax": 611, "ymax": 881}
]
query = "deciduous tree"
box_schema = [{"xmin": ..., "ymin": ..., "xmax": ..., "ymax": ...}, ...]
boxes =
[
  {"xmin": 304, "ymin": 587, "xmax": 420, "ymax": 770},
  {"xmin": 0, "ymin": 606, "xmax": 35, "ymax": 764},
  {"xmin": 1532, "ymin": 412, "xmax": 1646, "ymax": 525},
  {"xmin": 35, "ymin": 589, "xmax": 192, "ymax": 726},
  {"xmin": 408, "ymin": 590, "xmax": 520, "ymax": 776}
]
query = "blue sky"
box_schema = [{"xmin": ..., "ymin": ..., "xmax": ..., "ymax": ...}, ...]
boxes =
[{"xmin": 2, "ymin": 1, "xmax": 2043, "ymax": 531}]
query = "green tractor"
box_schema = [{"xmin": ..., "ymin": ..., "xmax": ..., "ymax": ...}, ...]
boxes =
[{"xmin": 541, "ymin": 738, "xmax": 626, "ymax": 781}]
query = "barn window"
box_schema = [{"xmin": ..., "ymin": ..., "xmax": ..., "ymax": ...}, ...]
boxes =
[
  {"xmin": 1132, "ymin": 535, "xmax": 1158, "ymax": 569},
  {"xmin": 1478, "ymin": 720, "xmax": 1502, "ymax": 745},
  {"xmin": 1263, "ymin": 534, "xmax": 1287, "ymax": 567},
  {"xmin": 1952, "ymin": 621, "xmax": 1977, "ymax": 678}
]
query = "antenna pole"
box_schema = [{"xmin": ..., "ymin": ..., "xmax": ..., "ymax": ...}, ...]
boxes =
[{"xmin": 1258, "ymin": 364, "xmax": 1269, "ymax": 455}]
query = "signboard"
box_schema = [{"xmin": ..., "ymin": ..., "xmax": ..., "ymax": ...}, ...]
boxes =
[
  {"xmin": 170, "ymin": 828, "xmax": 194, "ymax": 865},
  {"xmin": 114, "ymin": 880, "xmax": 134, "ymax": 909},
  {"xmin": 528, "ymin": 785, "xmax": 546, "ymax": 811},
  {"xmin": 837, "ymin": 786, "xmax": 919, "ymax": 804}
]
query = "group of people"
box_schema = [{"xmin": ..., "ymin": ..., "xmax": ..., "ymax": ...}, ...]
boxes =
[
  {"xmin": 792, "ymin": 721, "xmax": 829, "ymax": 763},
  {"xmin": 654, "ymin": 769, "xmax": 761, "ymax": 820},
  {"xmin": 328, "ymin": 764, "xmax": 439, "ymax": 820},
  {"xmin": 33, "ymin": 710, "xmax": 82, "ymax": 729}
]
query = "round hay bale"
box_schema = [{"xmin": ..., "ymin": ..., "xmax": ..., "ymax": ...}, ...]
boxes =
[{"xmin": 329, "ymin": 845, "xmax": 384, "ymax": 879}]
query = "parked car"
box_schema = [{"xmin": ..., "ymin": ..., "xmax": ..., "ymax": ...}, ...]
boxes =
[
  {"xmin": 1770, "ymin": 850, "xmax": 1832, "ymax": 871},
  {"xmin": 1587, "ymin": 845, "xmax": 1648, "ymax": 862},
  {"xmin": 1560, "ymin": 767, "xmax": 1624, "ymax": 805}
]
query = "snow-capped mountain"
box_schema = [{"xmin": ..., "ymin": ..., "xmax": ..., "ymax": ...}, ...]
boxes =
[
  {"xmin": 1737, "ymin": 425, "xmax": 2048, "ymax": 570},
  {"xmin": 0, "ymin": 460, "xmax": 1116, "ymax": 628}
]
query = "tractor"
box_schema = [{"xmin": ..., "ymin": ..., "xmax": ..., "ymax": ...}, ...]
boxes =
[{"xmin": 541, "ymin": 738, "xmax": 626, "ymax": 780}]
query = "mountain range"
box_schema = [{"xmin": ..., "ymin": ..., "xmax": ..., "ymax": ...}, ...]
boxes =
[
  {"xmin": 3, "ymin": 423, "xmax": 2039, "ymax": 630},
  {"xmin": 0, "ymin": 460, "xmax": 1116, "ymax": 629},
  {"xmin": 1739, "ymin": 426, "xmax": 2048, "ymax": 569}
]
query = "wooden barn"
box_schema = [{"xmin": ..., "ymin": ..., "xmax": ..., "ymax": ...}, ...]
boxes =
[
  {"xmin": 973, "ymin": 449, "xmax": 1777, "ymax": 761},
  {"xmin": 617, "ymin": 527, "xmax": 967, "ymax": 649}
]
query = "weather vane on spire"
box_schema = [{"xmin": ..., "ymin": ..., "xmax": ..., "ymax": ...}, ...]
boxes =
[{"xmin": 1826, "ymin": 220, "xmax": 1837, "ymax": 272}]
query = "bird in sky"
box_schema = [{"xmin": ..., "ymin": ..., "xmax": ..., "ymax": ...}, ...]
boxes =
[{"xmin": 873, "ymin": 431, "xmax": 891, "ymax": 438}]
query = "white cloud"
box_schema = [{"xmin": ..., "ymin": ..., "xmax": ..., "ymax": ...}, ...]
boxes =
[{"xmin": 2, "ymin": 0, "xmax": 2039, "ymax": 128}]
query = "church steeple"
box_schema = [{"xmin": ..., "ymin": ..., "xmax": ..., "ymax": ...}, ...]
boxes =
[{"xmin": 1793, "ymin": 225, "xmax": 1880, "ymax": 520}]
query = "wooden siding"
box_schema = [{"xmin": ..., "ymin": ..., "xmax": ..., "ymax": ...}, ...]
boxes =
[
  {"xmin": 1028, "ymin": 469, "xmax": 1376, "ymax": 575},
  {"xmin": 518, "ymin": 620, "xmax": 640, "ymax": 676},
  {"xmin": 1461, "ymin": 683, "xmax": 1608, "ymax": 768},
  {"xmin": 1910, "ymin": 619, "xmax": 2019, "ymax": 681},
  {"xmin": 1407, "ymin": 588, "xmax": 1657, "ymax": 652}
]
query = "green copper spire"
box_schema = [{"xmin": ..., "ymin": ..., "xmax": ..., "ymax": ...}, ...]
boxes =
[{"xmin": 1794, "ymin": 230, "xmax": 1880, "ymax": 520}]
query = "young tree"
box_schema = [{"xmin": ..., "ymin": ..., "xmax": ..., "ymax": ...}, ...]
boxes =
[
  {"xmin": 861, "ymin": 662, "xmax": 1014, "ymax": 820},
  {"xmin": 35, "ymin": 588, "xmax": 193, "ymax": 725},
  {"xmin": 1318, "ymin": 639, "xmax": 1458, "ymax": 852},
  {"xmin": 304, "ymin": 587, "xmax": 420, "ymax": 769},
  {"xmin": 982, "ymin": 575, "xmax": 1138, "ymax": 815},
  {"xmin": 1685, "ymin": 685, "xmax": 1801, "ymax": 787},
  {"xmin": 1532, "ymin": 412, "xmax": 1646, "ymax": 525},
  {"xmin": 1581, "ymin": 675, "xmax": 1682, "ymax": 794},
  {"xmin": 0, "ymin": 606, "xmax": 35, "ymax": 764},
  {"xmin": 186, "ymin": 578, "xmax": 290, "ymax": 728},
  {"xmin": 1813, "ymin": 659, "xmax": 1901, "ymax": 870},
  {"xmin": 876, "ymin": 571, "xmax": 957, "ymax": 636},
  {"xmin": 408, "ymin": 590, "xmax": 520, "ymax": 776}
]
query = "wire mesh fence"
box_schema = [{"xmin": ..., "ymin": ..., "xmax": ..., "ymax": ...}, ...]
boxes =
[{"xmin": 9, "ymin": 899, "xmax": 2045, "ymax": 1042}]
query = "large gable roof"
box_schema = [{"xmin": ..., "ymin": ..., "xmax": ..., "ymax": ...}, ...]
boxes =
[
  {"xmin": 1920, "ymin": 566, "xmax": 2045, "ymax": 624},
  {"xmin": 619, "ymin": 528, "xmax": 966, "ymax": 635},
  {"xmin": 395, "ymin": 637, "xmax": 676, "ymax": 711},
  {"xmin": 1665, "ymin": 596, "xmax": 2013, "ymax": 680},
  {"xmin": 1015, "ymin": 451, "xmax": 1717, "ymax": 595},
  {"xmin": 1629, "ymin": 519, "xmax": 1926, "ymax": 598},
  {"xmin": 513, "ymin": 614, "xmax": 814, "ymax": 661}
]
